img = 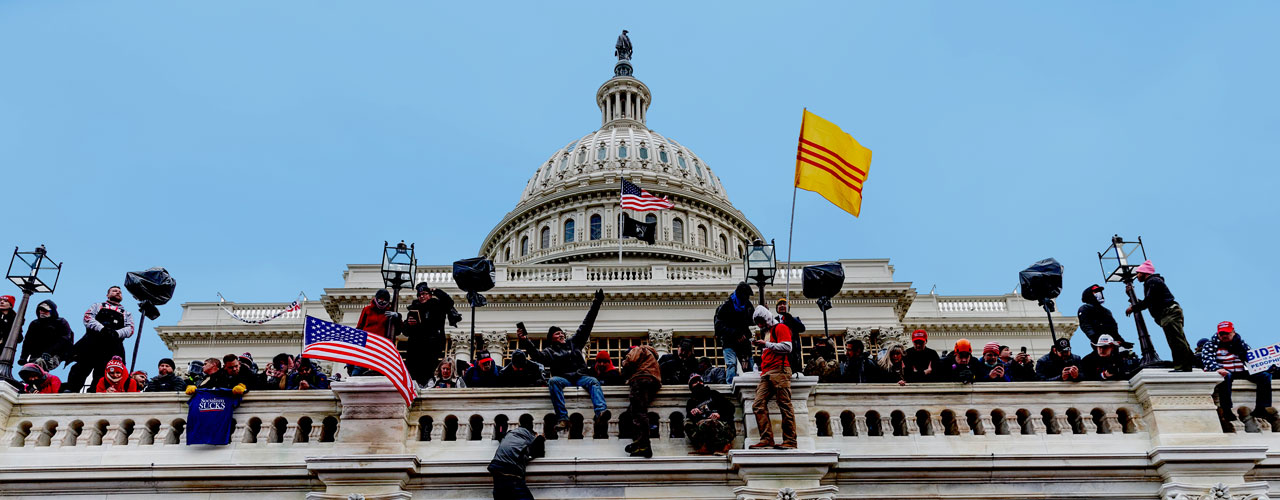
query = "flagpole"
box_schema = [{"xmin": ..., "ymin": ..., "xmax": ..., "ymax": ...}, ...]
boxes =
[
  {"xmin": 787, "ymin": 108, "xmax": 806, "ymax": 301},
  {"xmin": 619, "ymin": 176, "xmax": 624, "ymax": 263}
]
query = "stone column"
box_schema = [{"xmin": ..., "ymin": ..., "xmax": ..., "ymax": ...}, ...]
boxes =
[
  {"xmin": 1131, "ymin": 370, "xmax": 1271, "ymax": 499},
  {"xmin": 482, "ymin": 331, "xmax": 509, "ymax": 361},
  {"xmin": 730, "ymin": 449, "xmax": 839, "ymax": 500},
  {"xmin": 732, "ymin": 373, "xmax": 819, "ymax": 450},
  {"xmin": 330, "ymin": 376, "xmax": 410, "ymax": 454},
  {"xmin": 447, "ymin": 330, "xmax": 473, "ymax": 364},
  {"xmin": 647, "ymin": 328, "xmax": 673, "ymax": 357},
  {"xmin": 306, "ymin": 455, "xmax": 418, "ymax": 500}
]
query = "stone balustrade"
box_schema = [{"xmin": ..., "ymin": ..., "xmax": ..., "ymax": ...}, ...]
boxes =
[{"xmin": 1, "ymin": 372, "xmax": 1274, "ymax": 499}]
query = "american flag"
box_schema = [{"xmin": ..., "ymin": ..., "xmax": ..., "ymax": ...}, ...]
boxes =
[
  {"xmin": 621, "ymin": 179, "xmax": 674, "ymax": 211},
  {"xmin": 302, "ymin": 316, "xmax": 417, "ymax": 405}
]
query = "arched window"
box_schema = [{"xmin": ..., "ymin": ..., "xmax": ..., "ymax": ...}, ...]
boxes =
[
  {"xmin": 639, "ymin": 146, "xmax": 649, "ymax": 160},
  {"xmin": 672, "ymin": 218, "xmax": 684, "ymax": 243},
  {"xmin": 563, "ymin": 219, "xmax": 575, "ymax": 243},
  {"xmin": 694, "ymin": 160, "xmax": 704, "ymax": 178},
  {"xmin": 698, "ymin": 225, "xmax": 708, "ymax": 247},
  {"xmin": 737, "ymin": 243, "xmax": 744, "ymax": 259},
  {"xmin": 659, "ymin": 149, "xmax": 668, "ymax": 163},
  {"xmin": 504, "ymin": 247, "xmax": 511, "ymax": 262},
  {"xmin": 540, "ymin": 226, "xmax": 551, "ymax": 249},
  {"xmin": 558, "ymin": 156, "xmax": 568, "ymax": 172},
  {"xmin": 719, "ymin": 234, "xmax": 728, "ymax": 253},
  {"xmin": 597, "ymin": 145, "xmax": 607, "ymax": 161},
  {"xmin": 618, "ymin": 145, "xmax": 627, "ymax": 159},
  {"xmin": 577, "ymin": 149, "xmax": 586, "ymax": 164},
  {"xmin": 644, "ymin": 214, "xmax": 657, "ymax": 240},
  {"xmin": 520, "ymin": 236, "xmax": 529, "ymax": 257},
  {"xmin": 590, "ymin": 215, "xmax": 602, "ymax": 240}
]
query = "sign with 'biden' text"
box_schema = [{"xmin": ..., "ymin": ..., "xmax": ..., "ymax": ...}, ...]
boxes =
[{"xmin": 1246, "ymin": 342, "xmax": 1280, "ymax": 374}]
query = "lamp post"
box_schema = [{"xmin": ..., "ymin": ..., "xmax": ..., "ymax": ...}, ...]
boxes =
[
  {"xmin": 744, "ymin": 239, "xmax": 777, "ymax": 307},
  {"xmin": 381, "ymin": 241, "xmax": 416, "ymax": 340},
  {"xmin": 1098, "ymin": 234, "xmax": 1164, "ymax": 368},
  {"xmin": 1, "ymin": 246, "xmax": 62, "ymax": 385}
]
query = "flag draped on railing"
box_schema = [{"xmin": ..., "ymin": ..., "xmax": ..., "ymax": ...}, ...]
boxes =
[
  {"xmin": 216, "ymin": 292, "xmax": 306, "ymax": 324},
  {"xmin": 302, "ymin": 316, "xmax": 417, "ymax": 406}
]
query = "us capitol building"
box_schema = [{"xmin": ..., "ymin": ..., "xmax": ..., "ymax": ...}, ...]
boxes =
[{"xmin": 0, "ymin": 43, "xmax": 1274, "ymax": 500}]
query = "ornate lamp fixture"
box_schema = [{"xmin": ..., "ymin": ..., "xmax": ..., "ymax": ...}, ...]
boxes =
[
  {"xmin": 1098, "ymin": 235, "xmax": 1164, "ymax": 368},
  {"xmin": 1, "ymin": 245, "xmax": 62, "ymax": 384},
  {"xmin": 745, "ymin": 239, "xmax": 777, "ymax": 303}
]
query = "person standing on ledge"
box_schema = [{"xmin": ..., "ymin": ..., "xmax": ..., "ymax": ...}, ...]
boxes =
[
  {"xmin": 1124, "ymin": 260, "xmax": 1194, "ymax": 371},
  {"xmin": 65, "ymin": 286, "xmax": 135, "ymax": 393},
  {"xmin": 748, "ymin": 305, "xmax": 796, "ymax": 450},
  {"xmin": 488, "ymin": 426, "xmax": 545, "ymax": 500},
  {"xmin": 621, "ymin": 343, "xmax": 661, "ymax": 458},
  {"xmin": 714, "ymin": 282, "xmax": 755, "ymax": 384},
  {"xmin": 519, "ymin": 288, "xmax": 607, "ymax": 433}
]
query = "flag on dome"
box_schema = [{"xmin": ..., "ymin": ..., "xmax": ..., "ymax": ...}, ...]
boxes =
[
  {"xmin": 302, "ymin": 316, "xmax": 416, "ymax": 406},
  {"xmin": 794, "ymin": 109, "xmax": 873, "ymax": 217},
  {"xmin": 621, "ymin": 179, "xmax": 674, "ymax": 211}
]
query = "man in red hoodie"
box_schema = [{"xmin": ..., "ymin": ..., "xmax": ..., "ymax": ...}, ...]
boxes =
[
  {"xmin": 19, "ymin": 363, "xmax": 61, "ymax": 394},
  {"xmin": 749, "ymin": 305, "xmax": 796, "ymax": 450},
  {"xmin": 94, "ymin": 356, "xmax": 140, "ymax": 393},
  {"xmin": 351, "ymin": 289, "xmax": 400, "ymax": 376}
]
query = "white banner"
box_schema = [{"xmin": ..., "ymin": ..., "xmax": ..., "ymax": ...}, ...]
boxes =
[{"xmin": 1246, "ymin": 342, "xmax": 1280, "ymax": 374}]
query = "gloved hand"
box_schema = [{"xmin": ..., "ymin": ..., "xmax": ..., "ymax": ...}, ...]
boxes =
[
  {"xmin": 232, "ymin": 383, "xmax": 247, "ymax": 396},
  {"xmin": 593, "ymin": 288, "xmax": 605, "ymax": 305},
  {"xmin": 100, "ymin": 327, "xmax": 116, "ymax": 338},
  {"xmin": 385, "ymin": 311, "xmax": 401, "ymax": 322},
  {"xmin": 185, "ymin": 385, "xmax": 196, "ymax": 395}
]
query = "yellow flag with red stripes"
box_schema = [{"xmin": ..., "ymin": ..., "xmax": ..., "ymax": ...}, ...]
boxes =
[{"xmin": 795, "ymin": 109, "xmax": 872, "ymax": 217}]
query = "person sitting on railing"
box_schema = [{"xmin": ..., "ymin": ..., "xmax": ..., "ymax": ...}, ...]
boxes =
[
  {"xmin": 776, "ymin": 298, "xmax": 807, "ymax": 375},
  {"xmin": 587, "ymin": 350, "xmax": 624, "ymax": 387},
  {"xmin": 1200, "ymin": 321, "xmax": 1274, "ymax": 423},
  {"xmin": 1078, "ymin": 285, "xmax": 1133, "ymax": 349},
  {"xmin": 976, "ymin": 342, "xmax": 1012, "ymax": 382},
  {"xmin": 685, "ymin": 374, "xmax": 736, "ymax": 455},
  {"xmin": 622, "ymin": 343, "xmax": 662, "ymax": 458},
  {"xmin": 17, "ymin": 300, "xmax": 73, "ymax": 372},
  {"xmin": 877, "ymin": 343, "xmax": 907, "ymax": 385},
  {"xmin": 518, "ymin": 288, "xmax": 607, "ymax": 433},
  {"xmin": 488, "ymin": 426, "xmax": 545, "ymax": 500},
  {"xmin": 1001, "ymin": 346, "xmax": 1038, "ymax": 381},
  {"xmin": 803, "ymin": 336, "xmax": 841, "ymax": 382},
  {"xmin": 498, "ymin": 350, "xmax": 545, "ymax": 387},
  {"xmin": 286, "ymin": 358, "xmax": 330, "ymax": 390},
  {"xmin": 748, "ymin": 305, "xmax": 797, "ymax": 450},
  {"xmin": 464, "ymin": 350, "xmax": 503, "ymax": 388},
  {"xmin": 145, "ymin": 358, "xmax": 186, "ymax": 392},
  {"xmin": 405, "ymin": 282, "xmax": 459, "ymax": 387},
  {"xmin": 698, "ymin": 356, "xmax": 727, "ymax": 384},
  {"xmin": 18, "ymin": 363, "xmax": 61, "ymax": 394},
  {"xmin": 658, "ymin": 339, "xmax": 698, "ymax": 385},
  {"xmin": 714, "ymin": 282, "xmax": 755, "ymax": 384},
  {"xmin": 427, "ymin": 358, "xmax": 466, "ymax": 388},
  {"xmin": 1080, "ymin": 335, "xmax": 1132, "ymax": 382},
  {"xmin": 941, "ymin": 339, "xmax": 980, "ymax": 384},
  {"xmin": 131, "ymin": 370, "xmax": 150, "ymax": 391},
  {"xmin": 262, "ymin": 353, "xmax": 296, "ymax": 390},
  {"xmin": 840, "ymin": 339, "xmax": 879, "ymax": 384},
  {"xmin": 94, "ymin": 356, "xmax": 140, "ymax": 393},
  {"xmin": 1035, "ymin": 338, "xmax": 1081, "ymax": 381},
  {"xmin": 904, "ymin": 329, "xmax": 940, "ymax": 383}
]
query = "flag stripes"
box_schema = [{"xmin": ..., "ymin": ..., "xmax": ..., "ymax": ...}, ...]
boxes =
[
  {"xmin": 302, "ymin": 316, "xmax": 417, "ymax": 406},
  {"xmin": 621, "ymin": 179, "xmax": 674, "ymax": 211}
]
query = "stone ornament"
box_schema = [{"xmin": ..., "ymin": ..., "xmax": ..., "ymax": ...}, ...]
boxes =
[{"xmin": 1164, "ymin": 483, "xmax": 1271, "ymax": 500}]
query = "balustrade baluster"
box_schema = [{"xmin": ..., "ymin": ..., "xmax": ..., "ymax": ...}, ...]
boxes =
[
  {"xmin": 50, "ymin": 424, "xmax": 71, "ymax": 448},
  {"xmin": 830, "ymin": 418, "xmax": 843, "ymax": 437},
  {"xmin": 879, "ymin": 417, "xmax": 893, "ymax": 437},
  {"xmin": 1081, "ymin": 418, "xmax": 1098, "ymax": 434},
  {"xmin": 431, "ymin": 422, "xmax": 444, "ymax": 441},
  {"xmin": 101, "ymin": 425, "xmax": 120, "ymax": 447},
  {"xmin": 978, "ymin": 416, "xmax": 995, "ymax": 436},
  {"xmin": 232, "ymin": 423, "xmax": 249, "ymax": 443},
  {"xmin": 930, "ymin": 416, "xmax": 945, "ymax": 436},
  {"xmin": 608, "ymin": 418, "xmax": 620, "ymax": 438},
  {"xmin": 905, "ymin": 417, "xmax": 920, "ymax": 436},
  {"xmin": 855, "ymin": 417, "xmax": 868, "ymax": 436},
  {"xmin": 283, "ymin": 423, "xmax": 299, "ymax": 444},
  {"xmin": 1053, "ymin": 415, "xmax": 1071, "ymax": 435},
  {"xmin": 1102, "ymin": 414, "xmax": 1121, "ymax": 434}
]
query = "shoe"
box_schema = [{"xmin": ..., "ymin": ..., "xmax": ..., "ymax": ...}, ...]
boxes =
[
  {"xmin": 748, "ymin": 440, "xmax": 775, "ymax": 450},
  {"xmin": 629, "ymin": 446, "xmax": 653, "ymax": 458},
  {"xmin": 775, "ymin": 442, "xmax": 797, "ymax": 450},
  {"xmin": 1222, "ymin": 410, "xmax": 1238, "ymax": 423},
  {"xmin": 554, "ymin": 419, "xmax": 570, "ymax": 433},
  {"xmin": 1120, "ymin": 341, "xmax": 1135, "ymax": 350},
  {"xmin": 1169, "ymin": 367, "xmax": 1192, "ymax": 373},
  {"xmin": 625, "ymin": 442, "xmax": 637, "ymax": 454}
]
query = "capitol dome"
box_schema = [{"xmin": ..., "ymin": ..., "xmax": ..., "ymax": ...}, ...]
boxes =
[{"xmin": 481, "ymin": 63, "xmax": 763, "ymax": 264}]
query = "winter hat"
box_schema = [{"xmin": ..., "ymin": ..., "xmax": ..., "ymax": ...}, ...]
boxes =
[
  {"xmin": 1217, "ymin": 321, "xmax": 1235, "ymax": 334},
  {"xmin": 954, "ymin": 339, "xmax": 972, "ymax": 353},
  {"xmin": 595, "ymin": 350, "xmax": 611, "ymax": 362},
  {"xmin": 687, "ymin": 373, "xmax": 704, "ymax": 388},
  {"xmin": 158, "ymin": 358, "xmax": 175, "ymax": 369},
  {"xmin": 911, "ymin": 329, "xmax": 928, "ymax": 342},
  {"xmin": 1134, "ymin": 260, "xmax": 1155, "ymax": 275},
  {"xmin": 752, "ymin": 305, "xmax": 775, "ymax": 325},
  {"xmin": 0, "ymin": 295, "xmax": 13, "ymax": 307},
  {"xmin": 105, "ymin": 356, "xmax": 127, "ymax": 375},
  {"xmin": 18, "ymin": 363, "xmax": 44, "ymax": 382},
  {"xmin": 548, "ymin": 326, "xmax": 564, "ymax": 336},
  {"xmin": 776, "ymin": 297, "xmax": 788, "ymax": 306},
  {"xmin": 511, "ymin": 350, "xmax": 528, "ymax": 364},
  {"xmin": 374, "ymin": 289, "xmax": 391, "ymax": 301},
  {"xmin": 982, "ymin": 342, "xmax": 1001, "ymax": 355},
  {"xmin": 415, "ymin": 282, "xmax": 431, "ymax": 294},
  {"xmin": 1054, "ymin": 338, "xmax": 1072, "ymax": 352},
  {"xmin": 1196, "ymin": 338, "xmax": 1210, "ymax": 350},
  {"xmin": 1093, "ymin": 334, "xmax": 1120, "ymax": 347}
]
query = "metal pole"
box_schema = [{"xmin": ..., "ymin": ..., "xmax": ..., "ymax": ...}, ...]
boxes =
[
  {"xmin": 1042, "ymin": 302, "xmax": 1057, "ymax": 344},
  {"xmin": 0, "ymin": 288, "xmax": 33, "ymax": 384},
  {"xmin": 128, "ymin": 313, "xmax": 146, "ymax": 373},
  {"xmin": 469, "ymin": 304, "xmax": 477, "ymax": 362},
  {"xmin": 785, "ymin": 185, "xmax": 797, "ymax": 301}
]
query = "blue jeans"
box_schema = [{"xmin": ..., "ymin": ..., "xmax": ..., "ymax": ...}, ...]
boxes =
[
  {"xmin": 548, "ymin": 374, "xmax": 607, "ymax": 421},
  {"xmin": 723, "ymin": 347, "xmax": 754, "ymax": 384},
  {"xmin": 1217, "ymin": 371, "xmax": 1273, "ymax": 414}
]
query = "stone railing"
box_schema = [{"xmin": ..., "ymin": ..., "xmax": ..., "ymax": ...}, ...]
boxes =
[
  {"xmin": 1, "ymin": 373, "xmax": 1274, "ymax": 499},
  {"xmin": 936, "ymin": 296, "xmax": 1010, "ymax": 313}
]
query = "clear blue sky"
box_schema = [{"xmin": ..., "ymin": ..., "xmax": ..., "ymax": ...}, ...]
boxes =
[{"xmin": 1, "ymin": 2, "xmax": 1276, "ymax": 375}]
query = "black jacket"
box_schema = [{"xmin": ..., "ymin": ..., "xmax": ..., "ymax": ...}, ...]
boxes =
[
  {"xmin": 1007, "ymin": 358, "xmax": 1038, "ymax": 381},
  {"xmin": 940, "ymin": 352, "xmax": 980, "ymax": 383},
  {"xmin": 686, "ymin": 386, "xmax": 736, "ymax": 425},
  {"xmin": 1080, "ymin": 351, "xmax": 1131, "ymax": 381},
  {"xmin": 520, "ymin": 296, "xmax": 602, "ymax": 377},
  {"xmin": 659, "ymin": 352, "xmax": 699, "ymax": 385},
  {"xmin": 144, "ymin": 372, "xmax": 186, "ymax": 392},
  {"xmin": 1132, "ymin": 274, "xmax": 1177, "ymax": 316},
  {"xmin": 780, "ymin": 313, "xmax": 806, "ymax": 372},
  {"xmin": 498, "ymin": 363, "xmax": 545, "ymax": 387},
  {"xmin": 405, "ymin": 289, "xmax": 457, "ymax": 342},
  {"xmin": 18, "ymin": 300, "xmax": 73, "ymax": 365},
  {"xmin": 839, "ymin": 353, "xmax": 881, "ymax": 383},
  {"xmin": 488, "ymin": 427, "xmax": 545, "ymax": 476},
  {"xmin": 0, "ymin": 309, "xmax": 20, "ymax": 350},
  {"xmin": 1035, "ymin": 352, "xmax": 1082, "ymax": 381},
  {"xmin": 1077, "ymin": 288, "xmax": 1123, "ymax": 344},
  {"xmin": 903, "ymin": 347, "xmax": 940, "ymax": 383},
  {"xmin": 713, "ymin": 283, "xmax": 754, "ymax": 350}
]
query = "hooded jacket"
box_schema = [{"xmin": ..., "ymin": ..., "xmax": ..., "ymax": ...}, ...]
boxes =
[
  {"xmin": 498, "ymin": 350, "xmax": 545, "ymax": 387},
  {"xmin": 658, "ymin": 349, "xmax": 698, "ymax": 385},
  {"xmin": 94, "ymin": 360, "xmax": 140, "ymax": 393},
  {"xmin": 1200, "ymin": 332, "xmax": 1252, "ymax": 373},
  {"xmin": 356, "ymin": 297, "xmax": 394, "ymax": 339},
  {"xmin": 405, "ymin": 287, "xmax": 457, "ymax": 340},
  {"xmin": 623, "ymin": 345, "xmax": 661, "ymax": 384},
  {"xmin": 488, "ymin": 427, "xmax": 545, "ymax": 476},
  {"xmin": 19, "ymin": 300, "xmax": 74, "ymax": 365},
  {"xmin": 19, "ymin": 363, "xmax": 61, "ymax": 394},
  {"xmin": 803, "ymin": 341, "xmax": 841, "ymax": 382},
  {"xmin": 1132, "ymin": 274, "xmax": 1177, "ymax": 316},
  {"xmin": 713, "ymin": 283, "xmax": 755, "ymax": 350},
  {"xmin": 520, "ymin": 294, "xmax": 603, "ymax": 378},
  {"xmin": 0, "ymin": 309, "xmax": 19, "ymax": 349},
  {"xmin": 686, "ymin": 382, "xmax": 736, "ymax": 425},
  {"xmin": 1077, "ymin": 288, "xmax": 1122, "ymax": 344},
  {"xmin": 840, "ymin": 351, "xmax": 881, "ymax": 384}
]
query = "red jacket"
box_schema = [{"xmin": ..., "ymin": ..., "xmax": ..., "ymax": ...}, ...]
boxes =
[
  {"xmin": 357, "ymin": 300, "xmax": 391, "ymax": 338},
  {"xmin": 95, "ymin": 375, "xmax": 140, "ymax": 393}
]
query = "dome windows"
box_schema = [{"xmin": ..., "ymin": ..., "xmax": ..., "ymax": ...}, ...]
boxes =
[
  {"xmin": 697, "ymin": 224, "xmax": 708, "ymax": 247},
  {"xmin": 578, "ymin": 149, "xmax": 587, "ymax": 164},
  {"xmin": 694, "ymin": 160, "xmax": 703, "ymax": 178},
  {"xmin": 559, "ymin": 156, "xmax": 568, "ymax": 172},
  {"xmin": 540, "ymin": 226, "xmax": 551, "ymax": 249},
  {"xmin": 504, "ymin": 247, "xmax": 512, "ymax": 262},
  {"xmin": 659, "ymin": 149, "xmax": 668, "ymax": 163},
  {"xmin": 590, "ymin": 214, "xmax": 603, "ymax": 240},
  {"xmin": 565, "ymin": 139, "xmax": 578, "ymax": 153},
  {"xmin": 672, "ymin": 218, "xmax": 684, "ymax": 243},
  {"xmin": 520, "ymin": 236, "xmax": 529, "ymax": 257},
  {"xmin": 618, "ymin": 145, "xmax": 627, "ymax": 159},
  {"xmin": 639, "ymin": 146, "xmax": 649, "ymax": 160},
  {"xmin": 564, "ymin": 219, "xmax": 575, "ymax": 243},
  {"xmin": 597, "ymin": 145, "xmax": 607, "ymax": 161},
  {"xmin": 678, "ymin": 156, "xmax": 687, "ymax": 169},
  {"xmin": 718, "ymin": 234, "xmax": 728, "ymax": 254}
]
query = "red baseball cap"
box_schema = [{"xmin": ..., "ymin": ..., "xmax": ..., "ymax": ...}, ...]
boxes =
[
  {"xmin": 1217, "ymin": 321, "xmax": 1234, "ymax": 334},
  {"xmin": 911, "ymin": 329, "xmax": 927, "ymax": 342}
]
